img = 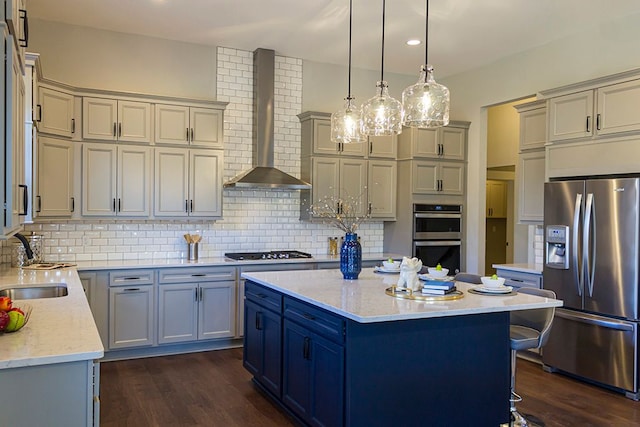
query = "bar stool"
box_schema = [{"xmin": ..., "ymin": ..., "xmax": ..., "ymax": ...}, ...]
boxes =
[
  {"xmin": 453, "ymin": 272, "xmax": 482, "ymax": 284},
  {"xmin": 509, "ymin": 287, "xmax": 557, "ymax": 426}
]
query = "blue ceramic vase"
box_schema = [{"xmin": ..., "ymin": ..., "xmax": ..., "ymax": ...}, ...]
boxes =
[{"xmin": 340, "ymin": 232, "xmax": 362, "ymax": 279}]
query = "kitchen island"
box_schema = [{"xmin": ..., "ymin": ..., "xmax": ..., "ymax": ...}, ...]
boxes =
[
  {"xmin": 242, "ymin": 268, "xmax": 562, "ymax": 427},
  {"xmin": 0, "ymin": 267, "xmax": 103, "ymax": 426}
]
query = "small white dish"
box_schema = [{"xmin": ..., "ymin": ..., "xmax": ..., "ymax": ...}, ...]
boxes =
[
  {"xmin": 418, "ymin": 274, "xmax": 454, "ymax": 282},
  {"xmin": 427, "ymin": 267, "xmax": 449, "ymax": 278},
  {"xmin": 382, "ymin": 260, "xmax": 401, "ymax": 270},
  {"xmin": 375, "ymin": 266, "xmax": 401, "ymax": 274},
  {"xmin": 475, "ymin": 285, "xmax": 513, "ymax": 294},
  {"xmin": 481, "ymin": 276, "xmax": 506, "ymax": 288}
]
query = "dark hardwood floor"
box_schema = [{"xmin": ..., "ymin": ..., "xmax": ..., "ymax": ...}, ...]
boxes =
[{"xmin": 100, "ymin": 348, "xmax": 640, "ymax": 427}]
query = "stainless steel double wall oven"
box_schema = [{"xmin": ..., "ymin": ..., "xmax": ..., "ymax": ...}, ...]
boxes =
[{"xmin": 412, "ymin": 204, "xmax": 462, "ymax": 274}]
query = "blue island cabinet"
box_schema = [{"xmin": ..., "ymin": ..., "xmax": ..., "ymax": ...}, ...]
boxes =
[
  {"xmin": 243, "ymin": 280, "xmax": 511, "ymax": 427},
  {"xmin": 243, "ymin": 282, "xmax": 283, "ymax": 397}
]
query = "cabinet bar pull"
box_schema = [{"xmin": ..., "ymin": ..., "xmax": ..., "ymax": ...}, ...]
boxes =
[
  {"xmin": 18, "ymin": 9, "xmax": 28, "ymax": 47},
  {"xmin": 368, "ymin": 202, "xmax": 372, "ymax": 215},
  {"xmin": 186, "ymin": 128, "xmax": 190, "ymax": 142},
  {"xmin": 19, "ymin": 185, "xmax": 28, "ymax": 216},
  {"xmin": 122, "ymin": 277, "xmax": 142, "ymax": 280},
  {"xmin": 190, "ymin": 128, "xmax": 194, "ymax": 142},
  {"xmin": 191, "ymin": 273, "xmax": 206, "ymax": 277},
  {"xmin": 199, "ymin": 287, "xmax": 204, "ymax": 301},
  {"xmin": 118, "ymin": 123, "xmax": 122, "ymax": 138},
  {"xmin": 255, "ymin": 312, "xmax": 262, "ymax": 330},
  {"xmin": 256, "ymin": 293, "xmax": 267, "ymax": 299},
  {"xmin": 303, "ymin": 337, "xmax": 311, "ymax": 360},
  {"xmin": 302, "ymin": 312, "xmax": 316, "ymax": 320},
  {"xmin": 195, "ymin": 288, "xmax": 199, "ymax": 302},
  {"xmin": 118, "ymin": 198, "xmax": 121, "ymax": 212},
  {"xmin": 596, "ymin": 114, "xmax": 601, "ymax": 131},
  {"xmin": 71, "ymin": 118, "xmax": 75, "ymax": 134},
  {"xmin": 369, "ymin": 141, "xmax": 373, "ymax": 154},
  {"xmin": 185, "ymin": 200, "xmax": 189, "ymax": 213},
  {"xmin": 36, "ymin": 195, "xmax": 41, "ymax": 213},
  {"xmin": 112, "ymin": 198, "xmax": 116, "ymax": 212},
  {"xmin": 113, "ymin": 122, "xmax": 117, "ymax": 137},
  {"xmin": 586, "ymin": 116, "xmax": 591, "ymax": 133},
  {"xmin": 36, "ymin": 104, "xmax": 42, "ymax": 122},
  {"xmin": 71, "ymin": 197, "xmax": 75, "ymax": 212},
  {"xmin": 190, "ymin": 200, "xmax": 193, "ymax": 213},
  {"xmin": 123, "ymin": 288, "xmax": 140, "ymax": 292}
]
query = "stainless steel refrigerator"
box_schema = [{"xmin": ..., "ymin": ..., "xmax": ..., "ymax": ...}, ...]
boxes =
[{"xmin": 543, "ymin": 177, "xmax": 639, "ymax": 400}]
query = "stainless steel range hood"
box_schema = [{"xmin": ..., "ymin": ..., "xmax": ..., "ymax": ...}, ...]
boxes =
[{"xmin": 224, "ymin": 48, "xmax": 311, "ymax": 190}]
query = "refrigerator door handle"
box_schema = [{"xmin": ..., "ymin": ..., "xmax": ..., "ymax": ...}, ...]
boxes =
[
  {"xmin": 584, "ymin": 193, "xmax": 596, "ymax": 297},
  {"xmin": 555, "ymin": 309, "xmax": 634, "ymax": 332},
  {"xmin": 573, "ymin": 193, "xmax": 583, "ymax": 296}
]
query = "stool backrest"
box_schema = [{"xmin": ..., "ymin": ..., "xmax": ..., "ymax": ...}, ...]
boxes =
[
  {"xmin": 454, "ymin": 273, "xmax": 482, "ymax": 284},
  {"xmin": 510, "ymin": 287, "xmax": 557, "ymax": 349}
]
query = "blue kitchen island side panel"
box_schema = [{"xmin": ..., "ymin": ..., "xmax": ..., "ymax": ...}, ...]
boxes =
[{"xmin": 344, "ymin": 312, "xmax": 511, "ymax": 427}]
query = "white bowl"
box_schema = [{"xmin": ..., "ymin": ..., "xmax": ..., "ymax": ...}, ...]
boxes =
[
  {"xmin": 427, "ymin": 267, "xmax": 449, "ymax": 278},
  {"xmin": 481, "ymin": 276, "xmax": 506, "ymax": 288},
  {"xmin": 382, "ymin": 260, "xmax": 401, "ymax": 270}
]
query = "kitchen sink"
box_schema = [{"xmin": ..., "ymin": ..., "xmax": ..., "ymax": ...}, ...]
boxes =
[{"xmin": 0, "ymin": 284, "xmax": 68, "ymax": 299}]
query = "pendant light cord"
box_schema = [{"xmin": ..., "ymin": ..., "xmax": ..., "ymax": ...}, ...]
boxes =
[
  {"xmin": 425, "ymin": 0, "xmax": 429, "ymax": 65},
  {"xmin": 380, "ymin": 0, "xmax": 386, "ymax": 93},
  {"xmin": 347, "ymin": 0, "xmax": 353, "ymax": 99}
]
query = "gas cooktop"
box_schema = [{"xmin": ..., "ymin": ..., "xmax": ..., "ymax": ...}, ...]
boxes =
[{"xmin": 225, "ymin": 250, "xmax": 313, "ymax": 261}]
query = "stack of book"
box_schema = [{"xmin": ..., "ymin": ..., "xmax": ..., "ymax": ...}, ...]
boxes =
[{"xmin": 421, "ymin": 280, "xmax": 457, "ymax": 295}]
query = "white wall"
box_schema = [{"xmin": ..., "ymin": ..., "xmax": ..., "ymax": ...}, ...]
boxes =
[
  {"xmin": 440, "ymin": 12, "xmax": 640, "ymax": 273},
  {"xmin": 29, "ymin": 18, "xmax": 217, "ymax": 99}
]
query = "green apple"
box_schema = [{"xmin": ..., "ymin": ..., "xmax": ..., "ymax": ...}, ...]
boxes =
[
  {"xmin": 491, "ymin": 274, "xmax": 498, "ymax": 280},
  {"xmin": 436, "ymin": 263, "xmax": 442, "ymax": 271},
  {"xmin": 5, "ymin": 310, "xmax": 25, "ymax": 332}
]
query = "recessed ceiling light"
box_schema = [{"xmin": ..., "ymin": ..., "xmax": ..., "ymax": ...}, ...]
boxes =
[{"xmin": 406, "ymin": 39, "xmax": 421, "ymax": 46}]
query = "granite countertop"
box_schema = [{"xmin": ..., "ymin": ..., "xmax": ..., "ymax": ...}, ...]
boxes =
[
  {"xmin": 0, "ymin": 266, "xmax": 104, "ymax": 369},
  {"xmin": 74, "ymin": 253, "xmax": 397, "ymax": 271},
  {"xmin": 493, "ymin": 263, "xmax": 543, "ymax": 274},
  {"xmin": 242, "ymin": 268, "xmax": 563, "ymax": 323}
]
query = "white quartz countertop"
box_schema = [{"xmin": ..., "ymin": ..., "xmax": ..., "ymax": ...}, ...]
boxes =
[
  {"xmin": 242, "ymin": 268, "xmax": 562, "ymax": 323},
  {"xmin": 0, "ymin": 267, "xmax": 104, "ymax": 369},
  {"xmin": 74, "ymin": 253, "xmax": 395, "ymax": 271},
  {"xmin": 493, "ymin": 263, "xmax": 543, "ymax": 274}
]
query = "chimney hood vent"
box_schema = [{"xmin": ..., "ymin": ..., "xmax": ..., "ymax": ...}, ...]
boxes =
[{"xmin": 224, "ymin": 48, "xmax": 311, "ymax": 190}]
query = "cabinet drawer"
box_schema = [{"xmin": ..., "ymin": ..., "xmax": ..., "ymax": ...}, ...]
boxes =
[
  {"xmin": 284, "ymin": 297, "xmax": 344, "ymax": 344},
  {"xmin": 109, "ymin": 270, "xmax": 154, "ymax": 286},
  {"xmin": 496, "ymin": 269, "xmax": 542, "ymax": 289},
  {"xmin": 245, "ymin": 281, "xmax": 282, "ymax": 313},
  {"xmin": 158, "ymin": 267, "xmax": 236, "ymax": 284}
]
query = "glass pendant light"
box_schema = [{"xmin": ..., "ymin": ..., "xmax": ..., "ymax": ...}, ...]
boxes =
[
  {"xmin": 361, "ymin": 0, "xmax": 403, "ymax": 136},
  {"xmin": 402, "ymin": 0, "xmax": 450, "ymax": 128},
  {"xmin": 331, "ymin": 0, "xmax": 365, "ymax": 144}
]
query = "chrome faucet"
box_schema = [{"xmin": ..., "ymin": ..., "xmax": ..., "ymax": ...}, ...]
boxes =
[{"xmin": 14, "ymin": 233, "xmax": 34, "ymax": 260}]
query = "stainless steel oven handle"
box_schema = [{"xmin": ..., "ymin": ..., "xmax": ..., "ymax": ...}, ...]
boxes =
[
  {"xmin": 413, "ymin": 240, "xmax": 461, "ymax": 247},
  {"xmin": 414, "ymin": 213, "xmax": 462, "ymax": 219}
]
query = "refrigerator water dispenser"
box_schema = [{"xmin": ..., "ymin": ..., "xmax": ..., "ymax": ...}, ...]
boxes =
[{"xmin": 546, "ymin": 225, "xmax": 569, "ymax": 269}]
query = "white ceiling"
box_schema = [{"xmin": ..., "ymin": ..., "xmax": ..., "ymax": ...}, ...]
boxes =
[{"xmin": 27, "ymin": 0, "xmax": 640, "ymax": 78}]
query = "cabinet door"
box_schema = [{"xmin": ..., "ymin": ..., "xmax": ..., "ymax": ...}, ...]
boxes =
[
  {"xmin": 368, "ymin": 135, "xmax": 396, "ymax": 158},
  {"xmin": 440, "ymin": 127, "xmax": 466, "ymax": 160},
  {"xmin": 244, "ymin": 299, "xmax": 282, "ymax": 397},
  {"xmin": 118, "ymin": 146, "xmax": 151, "ymax": 216},
  {"xmin": 37, "ymin": 137, "xmax": 74, "ymax": 217},
  {"xmin": 312, "ymin": 119, "xmax": 337, "ymax": 155},
  {"xmin": 440, "ymin": 162, "xmax": 465, "ymax": 195},
  {"xmin": 108, "ymin": 286, "xmax": 154, "ymax": 349},
  {"xmin": 339, "ymin": 158, "xmax": 367, "ymax": 217},
  {"xmin": 37, "ymin": 87, "xmax": 75, "ymax": 138},
  {"xmin": 519, "ymin": 107, "xmax": 547, "ymax": 150},
  {"xmin": 411, "ymin": 161, "xmax": 438, "ymax": 193},
  {"xmin": 596, "ymin": 79, "xmax": 640, "ymax": 136},
  {"xmin": 283, "ymin": 320, "xmax": 312, "ymax": 421},
  {"xmin": 199, "ymin": 281, "xmax": 235, "ymax": 340},
  {"xmin": 154, "ymin": 148, "xmax": 189, "ymax": 217},
  {"xmin": 486, "ymin": 180, "xmax": 507, "ymax": 218},
  {"xmin": 82, "ymin": 143, "xmax": 116, "ymax": 216},
  {"xmin": 413, "ymin": 128, "xmax": 439, "ymax": 157},
  {"xmin": 83, "ymin": 97, "xmax": 117, "ymax": 141},
  {"xmin": 190, "ymin": 107, "xmax": 223, "ymax": 148},
  {"xmin": 118, "ymin": 100, "xmax": 151, "ymax": 143},
  {"xmin": 189, "ymin": 149, "xmax": 223, "ymax": 217},
  {"xmin": 517, "ymin": 150, "xmax": 545, "ymax": 223},
  {"xmin": 548, "ymin": 90, "xmax": 594, "ymax": 142},
  {"xmin": 368, "ymin": 160, "xmax": 396, "ymax": 219},
  {"xmin": 311, "ymin": 157, "xmax": 340, "ymax": 209},
  {"xmin": 158, "ymin": 284, "xmax": 198, "ymax": 344},
  {"xmin": 155, "ymin": 104, "xmax": 190, "ymax": 145}
]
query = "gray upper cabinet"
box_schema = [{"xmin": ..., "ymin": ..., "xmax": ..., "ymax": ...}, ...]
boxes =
[
  {"xmin": 83, "ymin": 97, "xmax": 152, "ymax": 143},
  {"xmin": 299, "ymin": 111, "xmax": 366, "ymax": 157},
  {"xmin": 36, "ymin": 85, "xmax": 76, "ymax": 138},
  {"xmin": 398, "ymin": 123, "xmax": 468, "ymax": 161},
  {"xmin": 155, "ymin": 103, "xmax": 224, "ymax": 149}
]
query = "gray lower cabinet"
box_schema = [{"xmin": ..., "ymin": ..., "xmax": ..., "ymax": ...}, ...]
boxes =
[
  {"xmin": 108, "ymin": 270, "xmax": 155, "ymax": 349},
  {"xmin": 158, "ymin": 267, "xmax": 236, "ymax": 344},
  {"xmin": 0, "ymin": 360, "xmax": 99, "ymax": 427}
]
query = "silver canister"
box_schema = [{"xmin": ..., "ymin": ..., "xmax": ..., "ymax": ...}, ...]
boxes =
[
  {"xmin": 11, "ymin": 243, "xmax": 29, "ymax": 268},
  {"xmin": 188, "ymin": 242, "xmax": 199, "ymax": 261},
  {"xmin": 11, "ymin": 233, "xmax": 45, "ymax": 267},
  {"xmin": 28, "ymin": 233, "xmax": 44, "ymax": 263}
]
